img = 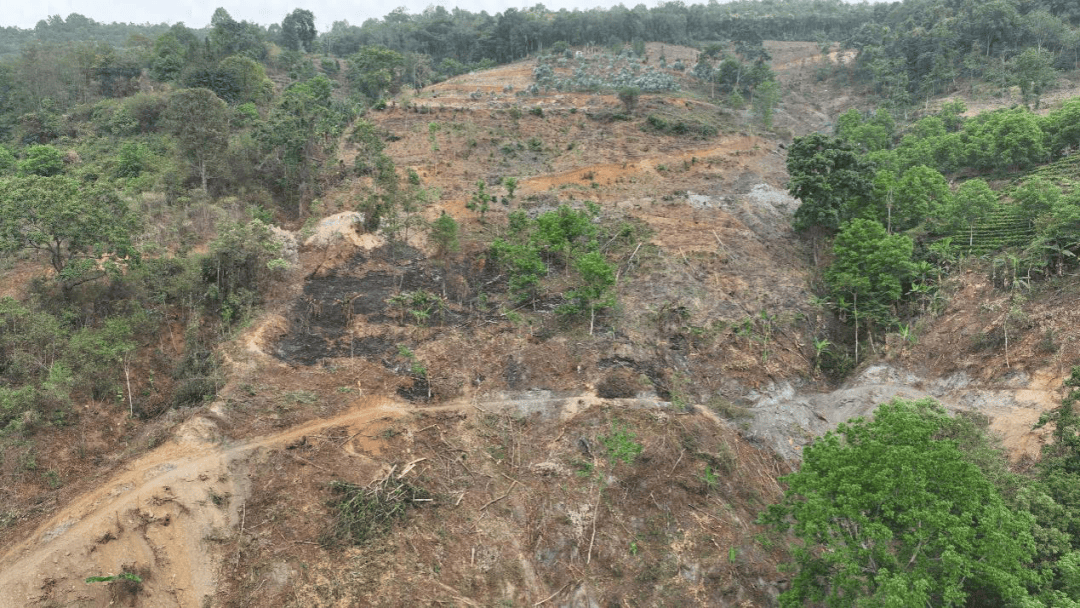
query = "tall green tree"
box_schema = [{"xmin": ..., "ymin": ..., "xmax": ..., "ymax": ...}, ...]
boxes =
[
  {"xmin": 763, "ymin": 398, "xmax": 1039, "ymax": 608},
  {"xmin": 1013, "ymin": 47, "xmax": 1058, "ymax": 109},
  {"xmin": 825, "ymin": 218, "xmax": 913, "ymax": 362},
  {"xmin": 347, "ymin": 46, "xmax": 405, "ymax": 101},
  {"xmin": 788, "ymin": 134, "xmax": 877, "ymax": 256},
  {"xmin": 0, "ymin": 176, "xmax": 137, "ymax": 285},
  {"xmin": 950, "ymin": 178, "xmax": 998, "ymax": 246},
  {"xmin": 281, "ymin": 9, "xmax": 317, "ymax": 53},
  {"xmin": 893, "ymin": 165, "xmax": 952, "ymax": 232},
  {"xmin": 752, "ymin": 79, "xmax": 780, "ymax": 129},
  {"xmin": 164, "ymin": 88, "xmax": 229, "ymax": 193}
]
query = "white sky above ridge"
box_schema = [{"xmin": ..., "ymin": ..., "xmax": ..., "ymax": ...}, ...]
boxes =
[{"xmin": 3, "ymin": 0, "xmax": 885, "ymax": 32}]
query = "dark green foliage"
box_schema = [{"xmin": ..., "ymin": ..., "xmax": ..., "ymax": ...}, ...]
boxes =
[
  {"xmin": 123, "ymin": 93, "xmax": 169, "ymax": 134},
  {"xmin": 466, "ymin": 180, "xmax": 491, "ymax": 219},
  {"xmin": 171, "ymin": 329, "xmax": 221, "ymax": 409},
  {"xmin": 280, "ymin": 9, "xmax": 317, "ymax": 53},
  {"xmin": 114, "ymin": 142, "xmax": 149, "ymax": 178},
  {"xmin": 642, "ymin": 114, "xmax": 718, "ymax": 138},
  {"xmin": 762, "ymin": 398, "xmax": 1038, "ymax": 607},
  {"xmin": 0, "ymin": 297, "xmax": 69, "ymax": 434},
  {"xmin": 0, "ymin": 146, "xmax": 14, "ymax": 174},
  {"xmin": 617, "ymin": 86, "xmax": 640, "ymax": 114},
  {"xmin": 347, "ymin": 46, "xmax": 405, "ymax": 101},
  {"xmin": 259, "ymin": 75, "xmax": 352, "ymax": 212},
  {"xmin": 184, "ymin": 56, "xmax": 272, "ymax": 106},
  {"xmin": 788, "ymin": 133, "xmax": 876, "ymax": 233},
  {"xmin": 67, "ymin": 316, "xmax": 136, "ymax": 401}
]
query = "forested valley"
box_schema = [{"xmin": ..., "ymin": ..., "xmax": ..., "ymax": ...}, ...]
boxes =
[{"xmin": 3, "ymin": 1, "xmax": 1080, "ymax": 606}]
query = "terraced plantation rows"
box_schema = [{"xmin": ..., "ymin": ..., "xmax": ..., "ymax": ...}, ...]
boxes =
[{"xmin": 953, "ymin": 204, "xmax": 1035, "ymax": 256}]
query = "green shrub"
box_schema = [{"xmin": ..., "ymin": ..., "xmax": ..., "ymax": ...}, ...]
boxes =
[{"xmin": 19, "ymin": 145, "xmax": 64, "ymax": 176}]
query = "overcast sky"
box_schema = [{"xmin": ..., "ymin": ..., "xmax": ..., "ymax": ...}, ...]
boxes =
[
  {"xmin": 3, "ymin": 0, "xmax": 882, "ymax": 31},
  {"xmin": 3, "ymin": 1, "xmax": 669, "ymax": 30}
]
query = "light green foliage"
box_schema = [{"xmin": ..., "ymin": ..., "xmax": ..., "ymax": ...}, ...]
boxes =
[
  {"xmin": 535, "ymin": 203, "xmax": 599, "ymax": 269},
  {"xmin": 894, "ymin": 165, "xmax": 952, "ymax": 232},
  {"xmin": 1015, "ymin": 176, "xmax": 1062, "ymax": 224},
  {"xmin": 1043, "ymin": 99, "xmax": 1080, "ymax": 158},
  {"xmin": 19, "ymin": 145, "xmax": 64, "ymax": 177},
  {"xmin": 488, "ymin": 204, "xmax": 617, "ymax": 320},
  {"xmin": 950, "ymin": 178, "xmax": 998, "ymax": 246},
  {"xmin": 1035, "ymin": 191, "xmax": 1080, "ymax": 273},
  {"xmin": 1012, "ymin": 47, "xmax": 1057, "ymax": 110},
  {"xmin": 503, "ymin": 176, "xmax": 518, "ymax": 200},
  {"xmin": 558, "ymin": 251, "xmax": 616, "ymax": 325},
  {"xmin": 0, "ymin": 176, "xmax": 137, "ymax": 281},
  {"xmin": 0, "ymin": 145, "xmax": 15, "ymax": 174},
  {"xmin": 86, "ymin": 572, "xmax": 143, "ymax": 584},
  {"xmin": 825, "ymin": 218, "xmax": 913, "ymax": 359},
  {"xmin": 869, "ymin": 169, "xmax": 898, "ymax": 230},
  {"xmin": 963, "ymin": 107, "xmax": 1047, "ymax": 171},
  {"xmin": 387, "ymin": 290, "xmax": 445, "ymax": 326},
  {"xmin": 429, "ymin": 211, "xmax": 459, "ymax": 264},
  {"xmin": 763, "ymin": 398, "xmax": 1038, "ymax": 607},
  {"xmin": 599, "ymin": 421, "xmax": 643, "ymax": 466},
  {"xmin": 752, "ymin": 80, "xmax": 780, "ymax": 129},
  {"xmin": 1021, "ymin": 366, "xmax": 1080, "ymax": 604},
  {"xmin": 489, "ymin": 235, "xmax": 546, "ymax": 303},
  {"xmin": 836, "ymin": 108, "xmax": 895, "ymax": 153}
]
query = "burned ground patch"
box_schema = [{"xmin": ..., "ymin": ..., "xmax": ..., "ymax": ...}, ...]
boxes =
[{"xmin": 273, "ymin": 247, "xmax": 457, "ymax": 366}]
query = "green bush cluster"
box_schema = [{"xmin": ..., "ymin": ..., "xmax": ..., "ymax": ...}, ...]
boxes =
[{"xmin": 488, "ymin": 204, "xmax": 617, "ymax": 325}]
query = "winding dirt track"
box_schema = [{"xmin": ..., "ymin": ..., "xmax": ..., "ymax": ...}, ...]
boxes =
[{"xmin": 0, "ymin": 397, "xmax": 412, "ymax": 607}]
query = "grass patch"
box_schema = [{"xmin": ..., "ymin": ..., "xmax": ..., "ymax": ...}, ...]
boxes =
[{"xmin": 599, "ymin": 421, "xmax": 643, "ymax": 466}]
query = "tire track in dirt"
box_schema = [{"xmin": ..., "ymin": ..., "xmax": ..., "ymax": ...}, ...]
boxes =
[
  {"xmin": 0, "ymin": 390, "xmax": 635, "ymax": 607},
  {"xmin": 0, "ymin": 397, "xmax": 412, "ymax": 608}
]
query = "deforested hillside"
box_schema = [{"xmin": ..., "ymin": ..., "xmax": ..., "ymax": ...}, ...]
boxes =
[{"xmin": 4, "ymin": 1, "xmax": 1080, "ymax": 606}]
